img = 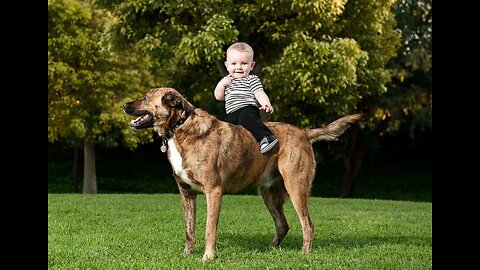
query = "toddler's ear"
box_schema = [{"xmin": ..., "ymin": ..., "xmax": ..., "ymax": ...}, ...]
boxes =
[{"xmin": 251, "ymin": 61, "xmax": 256, "ymax": 68}]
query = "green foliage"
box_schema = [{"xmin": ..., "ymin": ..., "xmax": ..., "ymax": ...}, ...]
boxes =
[
  {"xmin": 100, "ymin": 0, "xmax": 401, "ymax": 126},
  {"xmin": 96, "ymin": 0, "xmax": 242, "ymax": 108},
  {"xmin": 369, "ymin": 0, "xmax": 432, "ymax": 136},
  {"xmin": 49, "ymin": 194, "xmax": 432, "ymax": 269},
  {"xmin": 176, "ymin": 14, "xmax": 238, "ymax": 65},
  {"xmin": 264, "ymin": 34, "xmax": 368, "ymax": 125},
  {"xmin": 106, "ymin": 0, "xmax": 238, "ymax": 64},
  {"xmin": 48, "ymin": 0, "xmax": 157, "ymax": 149}
]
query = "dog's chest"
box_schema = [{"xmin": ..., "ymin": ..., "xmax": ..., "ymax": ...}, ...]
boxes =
[{"xmin": 167, "ymin": 139, "xmax": 202, "ymax": 191}]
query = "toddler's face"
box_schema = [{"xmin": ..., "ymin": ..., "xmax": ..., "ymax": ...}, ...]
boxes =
[{"xmin": 225, "ymin": 50, "xmax": 255, "ymax": 79}]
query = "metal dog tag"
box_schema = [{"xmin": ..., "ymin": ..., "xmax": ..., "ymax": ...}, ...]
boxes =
[{"xmin": 160, "ymin": 138, "xmax": 168, "ymax": 153}]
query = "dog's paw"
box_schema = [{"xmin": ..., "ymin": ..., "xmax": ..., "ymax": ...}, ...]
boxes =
[
  {"xmin": 201, "ymin": 252, "xmax": 215, "ymax": 263},
  {"xmin": 183, "ymin": 246, "xmax": 194, "ymax": 256},
  {"xmin": 302, "ymin": 245, "xmax": 312, "ymax": 254}
]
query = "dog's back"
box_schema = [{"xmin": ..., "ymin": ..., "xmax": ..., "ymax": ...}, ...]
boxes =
[{"xmin": 178, "ymin": 110, "xmax": 363, "ymax": 195}]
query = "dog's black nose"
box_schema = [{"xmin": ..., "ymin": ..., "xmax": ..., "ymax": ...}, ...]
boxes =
[
  {"xmin": 122, "ymin": 102, "xmax": 132, "ymax": 114},
  {"xmin": 123, "ymin": 103, "xmax": 130, "ymax": 113}
]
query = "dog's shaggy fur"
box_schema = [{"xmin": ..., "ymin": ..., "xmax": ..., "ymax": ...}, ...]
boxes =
[{"xmin": 124, "ymin": 87, "xmax": 364, "ymax": 261}]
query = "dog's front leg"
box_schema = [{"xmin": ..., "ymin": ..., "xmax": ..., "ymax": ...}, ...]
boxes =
[
  {"xmin": 202, "ymin": 186, "xmax": 223, "ymax": 262},
  {"xmin": 178, "ymin": 183, "xmax": 197, "ymax": 255}
]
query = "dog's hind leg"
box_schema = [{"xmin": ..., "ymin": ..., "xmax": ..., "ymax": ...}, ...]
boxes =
[
  {"xmin": 177, "ymin": 182, "xmax": 198, "ymax": 255},
  {"xmin": 278, "ymin": 156, "xmax": 315, "ymax": 254},
  {"xmin": 259, "ymin": 179, "xmax": 289, "ymax": 247},
  {"xmin": 284, "ymin": 183, "xmax": 314, "ymax": 253}
]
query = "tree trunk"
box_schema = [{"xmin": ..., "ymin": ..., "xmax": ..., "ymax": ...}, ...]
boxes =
[
  {"xmin": 82, "ymin": 141, "xmax": 97, "ymax": 194},
  {"xmin": 339, "ymin": 126, "xmax": 358, "ymax": 198}
]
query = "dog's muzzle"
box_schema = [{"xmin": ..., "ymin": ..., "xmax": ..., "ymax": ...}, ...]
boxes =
[{"xmin": 123, "ymin": 102, "xmax": 154, "ymax": 129}]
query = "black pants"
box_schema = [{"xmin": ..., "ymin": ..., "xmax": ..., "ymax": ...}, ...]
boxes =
[{"xmin": 226, "ymin": 106, "xmax": 274, "ymax": 142}]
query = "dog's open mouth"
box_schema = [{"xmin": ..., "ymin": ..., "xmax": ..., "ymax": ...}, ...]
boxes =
[{"xmin": 130, "ymin": 113, "xmax": 153, "ymax": 129}]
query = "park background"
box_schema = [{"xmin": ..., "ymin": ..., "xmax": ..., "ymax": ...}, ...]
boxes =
[{"xmin": 48, "ymin": 0, "xmax": 431, "ymax": 202}]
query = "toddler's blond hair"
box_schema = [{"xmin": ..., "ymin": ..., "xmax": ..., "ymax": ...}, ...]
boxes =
[{"xmin": 226, "ymin": 42, "xmax": 254, "ymax": 60}]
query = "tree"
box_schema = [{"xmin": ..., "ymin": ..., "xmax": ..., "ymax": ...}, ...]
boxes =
[
  {"xmin": 372, "ymin": 0, "xmax": 432, "ymax": 136},
  {"xmin": 95, "ymin": 0, "xmax": 240, "ymax": 111},
  {"xmin": 100, "ymin": 0, "xmax": 399, "ymax": 124},
  {"xmin": 48, "ymin": 0, "xmax": 157, "ymax": 193},
  {"xmin": 335, "ymin": 0, "xmax": 432, "ymax": 196}
]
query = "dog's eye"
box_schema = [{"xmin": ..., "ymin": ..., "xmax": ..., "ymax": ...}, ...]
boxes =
[{"xmin": 143, "ymin": 96, "xmax": 149, "ymax": 100}]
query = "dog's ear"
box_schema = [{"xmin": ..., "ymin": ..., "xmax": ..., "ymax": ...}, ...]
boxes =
[{"xmin": 163, "ymin": 91, "xmax": 184, "ymax": 109}]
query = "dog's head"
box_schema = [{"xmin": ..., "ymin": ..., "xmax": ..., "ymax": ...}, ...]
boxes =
[{"xmin": 123, "ymin": 88, "xmax": 194, "ymax": 136}]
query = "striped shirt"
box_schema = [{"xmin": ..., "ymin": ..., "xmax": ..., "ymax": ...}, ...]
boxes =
[{"xmin": 224, "ymin": 74, "xmax": 264, "ymax": 114}]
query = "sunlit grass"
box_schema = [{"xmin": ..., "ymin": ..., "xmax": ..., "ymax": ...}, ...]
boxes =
[{"xmin": 48, "ymin": 194, "xmax": 431, "ymax": 269}]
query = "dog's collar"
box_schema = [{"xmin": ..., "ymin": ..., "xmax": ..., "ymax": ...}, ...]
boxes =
[
  {"xmin": 160, "ymin": 108, "xmax": 195, "ymax": 153},
  {"xmin": 162, "ymin": 108, "xmax": 195, "ymax": 140}
]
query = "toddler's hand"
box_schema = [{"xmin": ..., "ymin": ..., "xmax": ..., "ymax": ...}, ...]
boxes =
[
  {"xmin": 260, "ymin": 104, "xmax": 274, "ymax": 114},
  {"xmin": 220, "ymin": 76, "xmax": 232, "ymax": 88}
]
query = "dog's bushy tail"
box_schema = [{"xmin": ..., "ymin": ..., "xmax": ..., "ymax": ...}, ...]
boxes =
[{"xmin": 306, "ymin": 113, "xmax": 366, "ymax": 143}]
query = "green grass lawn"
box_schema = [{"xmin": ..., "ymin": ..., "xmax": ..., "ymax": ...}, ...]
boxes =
[{"xmin": 48, "ymin": 194, "xmax": 432, "ymax": 269}]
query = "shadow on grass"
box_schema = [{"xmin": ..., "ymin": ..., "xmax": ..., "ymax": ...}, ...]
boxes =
[{"xmin": 218, "ymin": 231, "xmax": 431, "ymax": 253}]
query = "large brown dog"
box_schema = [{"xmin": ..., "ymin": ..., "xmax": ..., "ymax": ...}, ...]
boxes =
[{"xmin": 123, "ymin": 87, "xmax": 364, "ymax": 261}]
